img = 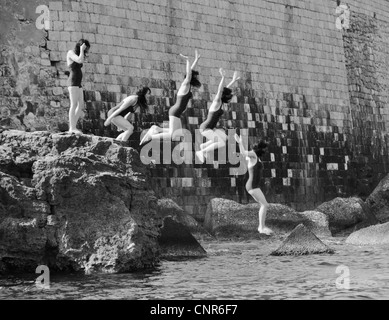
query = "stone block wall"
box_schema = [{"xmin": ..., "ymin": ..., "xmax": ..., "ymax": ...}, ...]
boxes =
[{"xmin": 0, "ymin": 0, "xmax": 388, "ymax": 221}]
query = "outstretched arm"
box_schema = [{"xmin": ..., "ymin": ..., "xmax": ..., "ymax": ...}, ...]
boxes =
[
  {"xmin": 226, "ymin": 71, "xmax": 241, "ymax": 89},
  {"xmin": 180, "ymin": 50, "xmax": 201, "ymax": 84},
  {"xmin": 213, "ymin": 68, "xmax": 226, "ymax": 102},
  {"xmin": 191, "ymin": 49, "xmax": 201, "ymax": 70},
  {"xmin": 180, "ymin": 54, "xmax": 192, "ymax": 84},
  {"xmin": 234, "ymin": 133, "xmax": 255, "ymax": 158}
]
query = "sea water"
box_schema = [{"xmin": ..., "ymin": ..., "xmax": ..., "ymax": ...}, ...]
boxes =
[{"xmin": 1, "ymin": 238, "xmax": 388, "ymax": 300}]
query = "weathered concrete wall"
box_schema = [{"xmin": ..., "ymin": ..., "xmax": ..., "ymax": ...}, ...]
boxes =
[
  {"xmin": 0, "ymin": 0, "xmax": 70, "ymax": 131},
  {"xmin": 341, "ymin": 1, "xmax": 389, "ymax": 199},
  {"xmin": 1, "ymin": 0, "xmax": 388, "ymax": 221}
]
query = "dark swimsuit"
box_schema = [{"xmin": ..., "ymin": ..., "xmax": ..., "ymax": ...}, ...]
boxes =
[
  {"xmin": 116, "ymin": 105, "xmax": 135, "ymax": 118},
  {"xmin": 168, "ymin": 90, "xmax": 193, "ymax": 117},
  {"xmin": 199, "ymin": 103, "xmax": 224, "ymax": 131},
  {"xmin": 246, "ymin": 156, "xmax": 263, "ymax": 191},
  {"xmin": 67, "ymin": 62, "xmax": 83, "ymax": 87}
]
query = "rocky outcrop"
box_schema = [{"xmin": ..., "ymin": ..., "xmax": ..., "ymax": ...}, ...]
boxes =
[
  {"xmin": 0, "ymin": 130, "xmax": 162, "ymax": 274},
  {"xmin": 346, "ymin": 222, "xmax": 389, "ymax": 245},
  {"xmin": 158, "ymin": 217, "xmax": 207, "ymax": 260},
  {"xmin": 315, "ymin": 197, "xmax": 378, "ymax": 236},
  {"xmin": 271, "ymin": 224, "xmax": 335, "ymax": 256},
  {"xmin": 204, "ymin": 198, "xmax": 315, "ymax": 239},
  {"xmin": 365, "ymin": 174, "xmax": 389, "ymax": 223}
]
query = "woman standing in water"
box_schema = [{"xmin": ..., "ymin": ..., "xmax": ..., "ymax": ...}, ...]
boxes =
[
  {"xmin": 235, "ymin": 133, "xmax": 273, "ymax": 235},
  {"xmin": 104, "ymin": 87, "xmax": 151, "ymax": 142},
  {"xmin": 196, "ymin": 68, "xmax": 240, "ymax": 163},
  {"xmin": 66, "ymin": 39, "xmax": 91, "ymax": 134},
  {"xmin": 139, "ymin": 50, "xmax": 201, "ymax": 145}
]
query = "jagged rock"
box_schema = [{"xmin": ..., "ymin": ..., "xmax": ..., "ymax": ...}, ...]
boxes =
[
  {"xmin": 365, "ymin": 174, "xmax": 389, "ymax": 223},
  {"xmin": 156, "ymin": 198, "xmax": 214, "ymax": 242},
  {"xmin": 0, "ymin": 130, "xmax": 162, "ymax": 274},
  {"xmin": 271, "ymin": 224, "xmax": 335, "ymax": 256},
  {"xmin": 204, "ymin": 198, "xmax": 314, "ymax": 239},
  {"xmin": 346, "ymin": 222, "xmax": 389, "ymax": 245},
  {"xmin": 315, "ymin": 197, "xmax": 378, "ymax": 236},
  {"xmin": 299, "ymin": 211, "xmax": 332, "ymax": 237},
  {"xmin": 158, "ymin": 217, "xmax": 207, "ymax": 259}
]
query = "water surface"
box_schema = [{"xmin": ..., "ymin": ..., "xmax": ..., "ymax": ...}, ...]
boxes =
[{"xmin": 1, "ymin": 238, "xmax": 388, "ymax": 300}]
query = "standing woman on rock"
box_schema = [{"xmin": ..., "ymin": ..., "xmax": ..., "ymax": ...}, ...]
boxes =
[
  {"xmin": 139, "ymin": 50, "xmax": 201, "ymax": 145},
  {"xmin": 196, "ymin": 68, "xmax": 240, "ymax": 163},
  {"xmin": 66, "ymin": 39, "xmax": 91, "ymax": 134},
  {"xmin": 104, "ymin": 87, "xmax": 151, "ymax": 142},
  {"xmin": 235, "ymin": 133, "xmax": 273, "ymax": 235}
]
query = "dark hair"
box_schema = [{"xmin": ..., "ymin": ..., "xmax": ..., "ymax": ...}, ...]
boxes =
[
  {"xmin": 221, "ymin": 87, "xmax": 233, "ymax": 103},
  {"xmin": 136, "ymin": 86, "xmax": 151, "ymax": 110},
  {"xmin": 252, "ymin": 139, "xmax": 268, "ymax": 157},
  {"xmin": 187, "ymin": 70, "xmax": 201, "ymax": 88},
  {"xmin": 74, "ymin": 39, "xmax": 91, "ymax": 57}
]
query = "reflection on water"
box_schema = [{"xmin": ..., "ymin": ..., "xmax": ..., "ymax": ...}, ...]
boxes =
[{"xmin": 1, "ymin": 238, "xmax": 389, "ymax": 300}]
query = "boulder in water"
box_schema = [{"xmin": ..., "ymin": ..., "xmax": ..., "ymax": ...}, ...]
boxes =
[
  {"xmin": 271, "ymin": 224, "xmax": 335, "ymax": 256},
  {"xmin": 365, "ymin": 174, "xmax": 389, "ymax": 223},
  {"xmin": 156, "ymin": 198, "xmax": 214, "ymax": 242},
  {"xmin": 158, "ymin": 217, "xmax": 207, "ymax": 260},
  {"xmin": 0, "ymin": 130, "xmax": 162, "ymax": 274},
  {"xmin": 204, "ymin": 198, "xmax": 313, "ymax": 239},
  {"xmin": 346, "ymin": 222, "xmax": 389, "ymax": 245},
  {"xmin": 315, "ymin": 197, "xmax": 378, "ymax": 236},
  {"xmin": 299, "ymin": 210, "xmax": 332, "ymax": 237}
]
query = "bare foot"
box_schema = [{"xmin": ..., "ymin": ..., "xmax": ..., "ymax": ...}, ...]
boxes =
[
  {"xmin": 140, "ymin": 128, "xmax": 152, "ymax": 145},
  {"xmin": 69, "ymin": 129, "xmax": 83, "ymax": 135},
  {"xmin": 258, "ymin": 227, "xmax": 274, "ymax": 235}
]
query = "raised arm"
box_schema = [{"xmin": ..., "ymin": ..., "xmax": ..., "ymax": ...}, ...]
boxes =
[
  {"xmin": 180, "ymin": 54, "xmax": 192, "ymax": 83},
  {"xmin": 180, "ymin": 50, "xmax": 200, "ymax": 84},
  {"xmin": 213, "ymin": 68, "xmax": 226, "ymax": 102},
  {"xmin": 191, "ymin": 49, "xmax": 201, "ymax": 70},
  {"xmin": 234, "ymin": 133, "xmax": 255, "ymax": 158},
  {"xmin": 67, "ymin": 43, "xmax": 86, "ymax": 64},
  {"xmin": 226, "ymin": 71, "xmax": 241, "ymax": 89},
  {"xmin": 178, "ymin": 50, "xmax": 201, "ymax": 95}
]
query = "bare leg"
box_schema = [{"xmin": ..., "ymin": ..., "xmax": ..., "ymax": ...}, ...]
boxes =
[
  {"xmin": 248, "ymin": 188, "xmax": 273, "ymax": 235},
  {"xmin": 140, "ymin": 125, "xmax": 170, "ymax": 145},
  {"xmin": 200, "ymin": 140, "xmax": 213, "ymax": 150},
  {"xmin": 141, "ymin": 116, "xmax": 182, "ymax": 143},
  {"xmin": 75, "ymin": 87, "xmax": 85, "ymax": 121},
  {"xmin": 68, "ymin": 86, "xmax": 82, "ymax": 133},
  {"xmin": 198, "ymin": 129, "xmax": 227, "ymax": 163},
  {"xmin": 111, "ymin": 116, "xmax": 134, "ymax": 142}
]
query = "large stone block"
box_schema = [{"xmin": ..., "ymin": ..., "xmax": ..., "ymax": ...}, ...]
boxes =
[
  {"xmin": 156, "ymin": 197, "xmax": 214, "ymax": 242},
  {"xmin": 346, "ymin": 222, "xmax": 389, "ymax": 245},
  {"xmin": 315, "ymin": 197, "xmax": 379, "ymax": 236},
  {"xmin": 0, "ymin": 130, "xmax": 162, "ymax": 274},
  {"xmin": 365, "ymin": 174, "xmax": 389, "ymax": 223},
  {"xmin": 204, "ymin": 198, "xmax": 317, "ymax": 239},
  {"xmin": 158, "ymin": 217, "xmax": 207, "ymax": 260},
  {"xmin": 271, "ymin": 224, "xmax": 335, "ymax": 256}
]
